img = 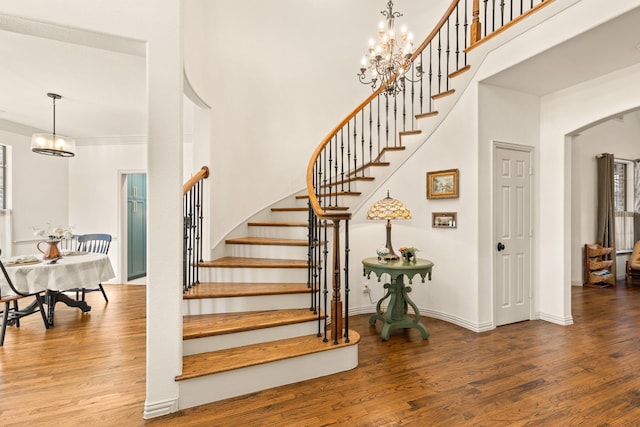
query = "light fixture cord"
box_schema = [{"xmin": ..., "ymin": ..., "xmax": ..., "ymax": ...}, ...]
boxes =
[{"xmin": 52, "ymin": 97, "xmax": 56, "ymax": 136}]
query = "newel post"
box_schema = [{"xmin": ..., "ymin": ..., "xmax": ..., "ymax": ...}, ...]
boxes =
[
  {"xmin": 331, "ymin": 219, "xmax": 343, "ymax": 344},
  {"xmin": 470, "ymin": 0, "xmax": 482, "ymax": 45}
]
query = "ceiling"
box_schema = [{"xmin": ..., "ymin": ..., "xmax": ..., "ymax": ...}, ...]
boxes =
[
  {"xmin": 0, "ymin": 14, "xmax": 146, "ymax": 144},
  {"xmin": 0, "ymin": 6, "xmax": 639, "ymax": 146},
  {"xmin": 482, "ymin": 5, "xmax": 640, "ymax": 97}
]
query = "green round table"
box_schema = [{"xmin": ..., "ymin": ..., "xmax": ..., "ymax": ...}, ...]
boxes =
[{"xmin": 362, "ymin": 257, "xmax": 434, "ymax": 341}]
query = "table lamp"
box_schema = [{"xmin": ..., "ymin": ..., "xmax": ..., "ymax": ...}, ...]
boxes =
[{"xmin": 366, "ymin": 191, "xmax": 411, "ymax": 261}]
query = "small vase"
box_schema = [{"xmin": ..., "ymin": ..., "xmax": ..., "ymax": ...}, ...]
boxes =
[{"xmin": 37, "ymin": 240, "xmax": 61, "ymax": 260}]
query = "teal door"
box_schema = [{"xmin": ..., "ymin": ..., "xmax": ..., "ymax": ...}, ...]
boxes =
[{"xmin": 127, "ymin": 174, "xmax": 147, "ymax": 280}]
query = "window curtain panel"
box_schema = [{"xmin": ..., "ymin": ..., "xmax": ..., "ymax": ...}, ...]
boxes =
[
  {"xmin": 635, "ymin": 160, "xmax": 640, "ymax": 243},
  {"xmin": 596, "ymin": 153, "xmax": 616, "ymax": 276}
]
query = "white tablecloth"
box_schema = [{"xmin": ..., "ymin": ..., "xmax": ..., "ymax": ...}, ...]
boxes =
[{"xmin": 1, "ymin": 253, "xmax": 115, "ymax": 295}]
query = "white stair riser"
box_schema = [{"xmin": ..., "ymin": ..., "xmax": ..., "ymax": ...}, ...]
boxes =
[
  {"xmin": 227, "ymin": 244, "xmax": 308, "ymax": 260},
  {"xmin": 183, "ymin": 320, "xmax": 320, "ymax": 355},
  {"xmin": 248, "ymin": 226, "xmax": 308, "ymax": 240},
  {"xmin": 178, "ymin": 345, "xmax": 358, "ymax": 410},
  {"xmin": 270, "ymin": 211, "xmax": 308, "ymax": 222},
  {"xmin": 201, "ymin": 268, "xmax": 308, "ymax": 283},
  {"xmin": 183, "ymin": 293, "xmax": 313, "ymax": 315}
]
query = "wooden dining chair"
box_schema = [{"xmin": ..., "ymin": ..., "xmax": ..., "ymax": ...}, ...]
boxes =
[
  {"xmin": 75, "ymin": 233, "xmax": 112, "ymax": 302},
  {"xmin": 0, "ymin": 250, "xmax": 50, "ymax": 346}
]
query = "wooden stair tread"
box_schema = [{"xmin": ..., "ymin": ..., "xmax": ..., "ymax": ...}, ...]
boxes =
[
  {"xmin": 296, "ymin": 191, "xmax": 361, "ymax": 199},
  {"xmin": 399, "ymin": 130, "xmax": 421, "ymax": 137},
  {"xmin": 177, "ymin": 329, "xmax": 360, "ymax": 380},
  {"xmin": 432, "ymin": 89, "xmax": 455, "ymax": 100},
  {"xmin": 321, "ymin": 176, "xmax": 375, "ymax": 188},
  {"xmin": 199, "ymin": 257, "xmax": 308, "ymax": 268},
  {"xmin": 415, "ymin": 110, "xmax": 439, "ymax": 120},
  {"xmin": 225, "ymin": 237, "xmax": 308, "ymax": 246},
  {"xmin": 272, "ymin": 206, "xmax": 349, "ymax": 212},
  {"xmin": 348, "ymin": 161, "xmax": 390, "ymax": 176},
  {"xmin": 248, "ymin": 221, "xmax": 308, "ymax": 227},
  {"xmin": 183, "ymin": 308, "xmax": 319, "ymax": 339},
  {"xmin": 449, "ymin": 64, "xmax": 471, "ymax": 79},
  {"xmin": 183, "ymin": 282, "xmax": 310, "ymax": 299}
]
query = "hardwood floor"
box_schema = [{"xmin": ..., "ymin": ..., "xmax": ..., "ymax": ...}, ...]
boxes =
[{"xmin": 3, "ymin": 284, "xmax": 640, "ymax": 426}]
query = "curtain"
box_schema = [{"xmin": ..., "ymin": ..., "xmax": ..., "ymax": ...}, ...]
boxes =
[
  {"xmin": 635, "ymin": 160, "xmax": 640, "ymax": 243},
  {"xmin": 596, "ymin": 153, "xmax": 616, "ymax": 276}
]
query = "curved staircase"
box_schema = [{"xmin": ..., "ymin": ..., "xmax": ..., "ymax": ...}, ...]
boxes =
[
  {"xmin": 175, "ymin": 0, "xmax": 554, "ymax": 410},
  {"xmin": 177, "ymin": 198, "xmax": 359, "ymax": 408}
]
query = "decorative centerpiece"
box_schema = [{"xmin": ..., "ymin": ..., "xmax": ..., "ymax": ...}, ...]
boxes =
[
  {"xmin": 376, "ymin": 247, "xmax": 390, "ymax": 263},
  {"xmin": 399, "ymin": 247, "xmax": 418, "ymax": 264},
  {"xmin": 33, "ymin": 223, "xmax": 73, "ymax": 260}
]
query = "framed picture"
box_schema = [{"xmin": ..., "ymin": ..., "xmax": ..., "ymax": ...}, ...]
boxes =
[
  {"xmin": 432, "ymin": 212, "xmax": 457, "ymax": 228},
  {"xmin": 426, "ymin": 168, "xmax": 459, "ymax": 199}
]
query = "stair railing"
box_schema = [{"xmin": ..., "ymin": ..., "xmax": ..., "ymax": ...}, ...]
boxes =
[
  {"xmin": 183, "ymin": 166, "xmax": 210, "ymax": 292},
  {"xmin": 306, "ymin": 0, "xmax": 552, "ymax": 342}
]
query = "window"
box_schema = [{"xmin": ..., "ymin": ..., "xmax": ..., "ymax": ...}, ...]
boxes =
[
  {"xmin": 614, "ymin": 160, "xmax": 634, "ymax": 252},
  {"xmin": 0, "ymin": 145, "xmax": 6, "ymax": 210},
  {"xmin": 613, "ymin": 161, "xmax": 626, "ymax": 212}
]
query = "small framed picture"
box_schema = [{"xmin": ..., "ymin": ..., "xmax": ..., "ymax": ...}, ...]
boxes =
[
  {"xmin": 432, "ymin": 212, "xmax": 457, "ymax": 228},
  {"xmin": 426, "ymin": 168, "xmax": 459, "ymax": 199}
]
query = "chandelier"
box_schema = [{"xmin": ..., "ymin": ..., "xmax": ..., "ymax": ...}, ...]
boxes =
[
  {"xmin": 31, "ymin": 93, "xmax": 76, "ymax": 157},
  {"xmin": 357, "ymin": 1, "xmax": 422, "ymax": 96}
]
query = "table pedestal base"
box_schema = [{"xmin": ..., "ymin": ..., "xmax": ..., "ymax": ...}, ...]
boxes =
[
  {"xmin": 12, "ymin": 291, "xmax": 91, "ymax": 327},
  {"xmin": 368, "ymin": 274, "xmax": 429, "ymax": 341},
  {"xmin": 46, "ymin": 291, "xmax": 92, "ymax": 326}
]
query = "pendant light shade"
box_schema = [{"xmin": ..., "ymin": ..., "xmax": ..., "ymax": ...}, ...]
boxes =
[{"xmin": 31, "ymin": 93, "xmax": 75, "ymax": 157}]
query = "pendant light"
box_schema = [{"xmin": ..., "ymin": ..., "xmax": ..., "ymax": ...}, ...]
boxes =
[{"xmin": 31, "ymin": 93, "xmax": 76, "ymax": 157}]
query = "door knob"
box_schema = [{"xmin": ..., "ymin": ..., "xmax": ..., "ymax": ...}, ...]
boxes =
[{"xmin": 497, "ymin": 242, "xmax": 505, "ymax": 251}]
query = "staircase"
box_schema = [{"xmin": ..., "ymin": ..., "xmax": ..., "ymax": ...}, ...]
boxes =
[
  {"xmin": 177, "ymin": 197, "xmax": 359, "ymax": 409},
  {"xmin": 175, "ymin": 0, "xmax": 553, "ymax": 411}
]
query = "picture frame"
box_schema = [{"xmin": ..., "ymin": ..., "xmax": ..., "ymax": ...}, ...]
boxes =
[
  {"xmin": 432, "ymin": 212, "xmax": 457, "ymax": 228},
  {"xmin": 426, "ymin": 168, "xmax": 459, "ymax": 199}
]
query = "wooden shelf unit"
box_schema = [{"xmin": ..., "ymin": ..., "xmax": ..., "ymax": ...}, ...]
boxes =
[{"xmin": 583, "ymin": 244, "xmax": 615, "ymax": 288}]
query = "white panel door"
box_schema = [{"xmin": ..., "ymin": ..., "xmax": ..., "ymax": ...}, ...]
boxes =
[{"xmin": 494, "ymin": 143, "xmax": 533, "ymax": 326}]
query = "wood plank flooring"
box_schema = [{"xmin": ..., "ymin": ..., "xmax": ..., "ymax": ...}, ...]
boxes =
[{"xmin": 3, "ymin": 284, "xmax": 640, "ymax": 426}]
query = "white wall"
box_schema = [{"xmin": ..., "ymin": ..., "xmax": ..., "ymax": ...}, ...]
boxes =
[
  {"xmin": 570, "ymin": 113, "xmax": 640, "ymax": 283},
  {"xmin": 539, "ymin": 63, "xmax": 640, "ymax": 322},
  {"xmin": 68, "ymin": 143, "xmax": 147, "ymax": 282},
  {"xmin": 186, "ymin": 0, "xmax": 450, "ymax": 256},
  {"xmin": 0, "ymin": 130, "xmax": 69, "ymax": 257},
  {"xmin": 478, "ymin": 84, "xmax": 540, "ymax": 325},
  {"xmin": 0, "ymin": 0, "xmax": 184, "ymax": 418}
]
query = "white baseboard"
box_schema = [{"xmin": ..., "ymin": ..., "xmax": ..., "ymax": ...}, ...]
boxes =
[
  {"xmin": 536, "ymin": 311, "xmax": 574, "ymax": 326},
  {"xmin": 143, "ymin": 397, "xmax": 179, "ymax": 419}
]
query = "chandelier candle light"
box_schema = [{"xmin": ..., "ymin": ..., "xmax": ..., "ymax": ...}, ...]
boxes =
[
  {"xmin": 367, "ymin": 191, "xmax": 411, "ymax": 261},
  {"xmin": 31, "ymin": 93, "xmax": 76, "ymax": 157},
  {"xmin": 358, "ymin": 0, "xmax": 422, "ymax": 95}
]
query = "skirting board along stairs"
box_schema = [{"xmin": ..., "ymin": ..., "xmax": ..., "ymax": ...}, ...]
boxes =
[{"xmin": 178, "ymin": 207, "xmax": 359, "ymax": 410}]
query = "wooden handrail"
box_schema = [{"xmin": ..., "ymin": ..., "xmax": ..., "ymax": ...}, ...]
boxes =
[
  {"xmin": 183, "ymin": 166, "xmax": 210, "ymax": 196},
  {"xmin": 467, "ymin": 0, "xmax": 555, "ymax": 51},
  {"xmin": 306, "ymin": 0, "xmax": 461, "ymax": 219}
]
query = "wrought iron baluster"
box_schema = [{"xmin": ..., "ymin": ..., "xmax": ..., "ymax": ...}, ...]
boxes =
[
  {"xmin": 343, "ymin": 219, "xmax": 350, "ymax": 343},
  {"xmin": 393, "ymin": 93, "xmax": 398, "ymax": 147},
  {"xmin": 340, "ymin": 127, "xmax": 345, "ymax": 192},
  {"xmin": 464, "ymin": 0, "xmax": 469, "ymax": 64},
  {"xmin": 437, "ymin": 30, "xmax": 442, "ymax": 94},
  {"xmin": 483, "ymin": 0, "xmax": 488, "ymax": 37},
  {"xmin": 446, "ymin": 19, "xmax": 451, "ymax": 91},
  {"xmin": 384, "ymin": 95, "xmax": 390, "ymax": 148},
  {"xmin": 428, "ymin": 43, "xmax": 433, "ymax": 112},
  {"xmin": 455, "ymin": 5, "xmax": 460, "ymax": 70},
  {"xmin": 368, "ymin": 101, "xmax": 373, "ymax": 167},
  {"xmin": 322, "ymin": 220, "xmax": 329, "ymax": 342}
]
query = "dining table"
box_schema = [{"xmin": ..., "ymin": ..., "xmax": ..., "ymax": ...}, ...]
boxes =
[{"xmin": 1, "ymin": 251, "xmax": 115, "ymax": 326}]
